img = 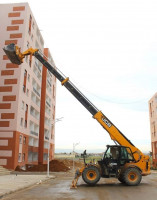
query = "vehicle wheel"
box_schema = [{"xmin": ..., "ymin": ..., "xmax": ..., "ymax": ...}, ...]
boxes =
[
  {"xmin": 118, "ymin": 175, "xmax": 125, "ymax": 183},
  {"xmin": 82, "ymin": 165, "xmax": 100, "ymax": 185},
  {"xmin": 123, "ymin": 168, "xmax": 142, "ymax": 186}
]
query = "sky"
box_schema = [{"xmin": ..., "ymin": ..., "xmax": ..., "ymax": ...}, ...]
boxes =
[{"xmin": 1, "ymin": 0, "xmax": 157, "ymax": 153}]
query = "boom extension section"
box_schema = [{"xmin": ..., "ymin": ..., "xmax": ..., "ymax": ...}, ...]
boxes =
[{"xmin": 3, "ymin": 43, "xmax": 99, "ymax": 116}]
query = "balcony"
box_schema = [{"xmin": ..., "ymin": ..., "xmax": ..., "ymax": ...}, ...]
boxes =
[
  {"xmin": 35, "ymin": 61, "xmax": 42, "ymax": 73},
  {"xmin": 47, "ymin": 69, "xmax": 52, "ymax": 78},
  {"xmin": 33, "ymin": 87, "xmax": 40, "ymax": 97},
  {"xmin": 47, "ymin": 79, "xmax": 52, "ymax": 87},
  {"xmin": 30, "ymin": 106, "xmax": 40, "ymax": 120},
  {"xmin": 31, "ymin": 92, "xmax": 40, "ymax": 107},
  {"xmin": 45, "ymin": 105, "xmax": 50, "ymax": 115},
  {"xmin": 46, "ymin": 100, "xmax": 51, "ymax": 108},
  {"xmin": 30, "ymin": 130, "xmax": 38, "ymax": 137}
]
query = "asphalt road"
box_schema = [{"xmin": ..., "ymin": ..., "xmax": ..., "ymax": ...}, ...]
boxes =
[{"xmin": 2, "ymin": 171, "xmax": 157, "ymax": 200}]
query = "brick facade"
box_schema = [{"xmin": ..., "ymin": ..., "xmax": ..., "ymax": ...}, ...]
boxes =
[
  {"xmin": 149, "ymin": 93, "xmax": 157, "ymax": 168},
  {"xmin": 0, "ymin": 3, "xmax": 56, "ymax": 170}
]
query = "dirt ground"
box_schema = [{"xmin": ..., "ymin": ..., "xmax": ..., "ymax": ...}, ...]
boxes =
[{"xmin": 15, "ymin": 159, "xmax": 84, "ymax": 172}]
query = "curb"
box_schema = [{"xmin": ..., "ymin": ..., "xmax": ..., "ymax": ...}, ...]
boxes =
[{"xmin": 0, "ymin": 176, "xmax": 55, "ymax": 199}]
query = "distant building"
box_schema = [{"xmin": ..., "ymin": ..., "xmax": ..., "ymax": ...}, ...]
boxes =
[
  {"xmin": 0, "ymin": 3, "xmax": 56, "ymax": 169},
  {"xmin": 149, "ymin": 93, "xmax": 157, "ymax": 168}
]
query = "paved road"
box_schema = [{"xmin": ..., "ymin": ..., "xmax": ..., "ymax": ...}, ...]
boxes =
[
  {"xmin": 2, "ymin": 171, "xmax": 157, "ymax": 200},
  {"xmin": 0, "ymin": 174, "xmax": 54, "ymax": 198}
]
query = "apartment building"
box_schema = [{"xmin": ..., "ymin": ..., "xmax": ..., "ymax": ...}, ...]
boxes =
[
  {"xmin": 0, "ymin": 3, "xmax": 56, "ymax": 169},
  {"xmin": 149, "ymin": 93, "xmax": 157, "ymax": 168}
]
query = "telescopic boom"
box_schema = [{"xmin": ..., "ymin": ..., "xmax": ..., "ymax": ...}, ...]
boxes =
[{"xmin": 3, "ymin": 43, "xmax": 149, "ymax": 162}]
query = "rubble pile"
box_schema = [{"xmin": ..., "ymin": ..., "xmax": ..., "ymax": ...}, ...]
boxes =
[
  {"xmin": 15, "ymin": 159, "xmax": 84, "ymax": 172},
  {"xmin": 61, "ymin": 159, "xmax": 84, "ymax": 168}
]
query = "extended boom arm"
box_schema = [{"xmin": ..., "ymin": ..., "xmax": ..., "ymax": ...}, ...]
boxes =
[{"xmin": 3, "ymin": 44, "xmax": 145, "ymax": 161}]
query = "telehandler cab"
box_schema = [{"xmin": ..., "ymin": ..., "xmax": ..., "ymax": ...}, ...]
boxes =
[{"xmin": 3, "ymin": 43, "xmax": 150, "ymax": 188}]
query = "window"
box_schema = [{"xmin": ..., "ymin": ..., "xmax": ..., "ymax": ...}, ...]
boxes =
[
  {"xmin": 35, "ymin": 40, "xmax": 39, "ymax": 49},
  {"xmin": 22, "ymin": 153, "xmax": 25, "ymax": 162},
  {"xmin": 23, "ymin": 85, "xmax": 26, "ymax": 93},
  {"xmin": 150, "ymin": 103, "xmax": 152, "ymax": 117},
  {"xmin": 21, "ymin": 101, "xmax": 24, "ymax": 110},
  {"xmin": 125, "ymin": 147, "xmax": 134, "ymax": 160},
  {"xmin": 25, "ymin": 56, "xmax": 28, "ymax": 63},
  {"xmin": 20, "ymin": 118, "xmax": 23, "ymax": 126},
  {"xmin": 27, "ymin": 41, "xmax": 29, "ymax": 48},
  {"xmin": 18, "ymin": 153, "xmax": 22, "ymax": 162},
  {"xmin": 24, "ymin": 70, "xmax": 27, "ymax": 77},
  {"xmin": 29, "ymin": 55, "xmax": 32, "ymax": 67},
  {"xmin": 53, "ymin": 106, "xmax": 55, "ymax": 120},
  {"xmin": 19, "ymin": 135, "xmax": 22, "ymax": 144},
  {"xmin": 25, "ymin": 104, "xmax": 28, "ymax": 112},
  {"xmin": 26, "ymin": 89, "xmax": 29, "ymax": 97},
  {"xmin": 23, "ymin": 137, "xmax": 26, "ymax": 145},
  {"xmin": 28, "ymin": 74, "xmax": 30, "ymax": 82},
  {"xmin": 24, "ymin": 120, "xmax": 27, "ymax": 128},
  {"xmin": 51, "ymin": 133, "xmax": 54, "ymax": 140},
  {"xmin": 29, "ymin": 15, "xmax": 32, "ymax": 34},
  {"xmin": 53, "ymin": 85, "xmax": 55, "ymax": 98},
  {"xmin": 23, "ymin": 70, "xmax": 27, "ymax": 93}
]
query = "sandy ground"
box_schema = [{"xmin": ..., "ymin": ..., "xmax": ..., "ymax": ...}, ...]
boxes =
[{"xmin": 1, "ymin": 171, "xmax": 157, "ymax": 200}]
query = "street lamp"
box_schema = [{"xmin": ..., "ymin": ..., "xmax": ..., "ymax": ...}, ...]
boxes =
[
  {"xmin": 73, "ymin": 142, "xmax": 80, "ymax": 170},
  {"xmin": 47, "ymin": 117, "xmax": 63, "ymax": 177}
]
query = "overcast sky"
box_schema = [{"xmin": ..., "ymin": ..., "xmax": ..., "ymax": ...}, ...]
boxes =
[{"xmin": 1, "ymin": 0, "xmax": 157, "ymax": 153}]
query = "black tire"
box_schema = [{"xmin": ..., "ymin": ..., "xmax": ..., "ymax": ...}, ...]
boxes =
[
  {"xmin": 82, "ymin": 165, "xmax": 100, "ymax": 186},
  {"xmin": 122, "ymin": 168, "xmax": 142, "ymax": 186}
]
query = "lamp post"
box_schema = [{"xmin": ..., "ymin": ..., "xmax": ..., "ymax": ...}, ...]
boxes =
[
  {"xmin": 73, "ymin": 142, "xmax": 79, "ymax": 170},
  {"xmin": 47, "ymin": 117, "xmax": 63, "ymax": 177}
]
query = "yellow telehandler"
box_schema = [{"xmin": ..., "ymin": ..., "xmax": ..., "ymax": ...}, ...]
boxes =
[{"xmin": 3, "ymin": 43, "xmax": 150, "ymax": 188}]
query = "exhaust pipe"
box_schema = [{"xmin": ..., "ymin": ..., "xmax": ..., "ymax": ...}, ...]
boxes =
[{"xmin": 3, "ymin": 43, "xmax": 23, "ymax": 65}]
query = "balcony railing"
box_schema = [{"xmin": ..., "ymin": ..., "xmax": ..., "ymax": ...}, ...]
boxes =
[
  {"xmin": 46, "ymin": 100, "xmax": 51, "ymax": 108},
  {"xmin": 33, "ymin": 87, "xmax": 40, "ymax": 97},
  {"xmin": 48, "ymin": 70, "xmax": 52, "ymax": 77},
  {"xmin": 30, "ymin": 131, "xmax": 38, "ymax": 136},
  {"xmin": 47, "ymin": 79, "xmax": 52, "ymax": 87},
  {"xmin": 30, "ymin": 110, "xmax": 39, "ymax": 120},
  {"xmin": 35, "ymin": 61, "xmax": 41, "ymax": 73}
]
